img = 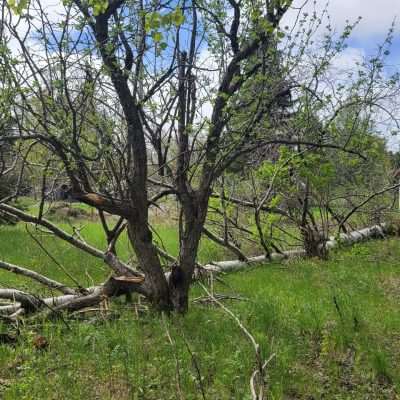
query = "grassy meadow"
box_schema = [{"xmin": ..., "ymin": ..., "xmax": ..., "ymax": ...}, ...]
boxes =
[{"xmin": 0, "ymin": 203, "xmax": 399, "ymax": 399}]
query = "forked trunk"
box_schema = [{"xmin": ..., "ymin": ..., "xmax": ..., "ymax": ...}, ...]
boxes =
[
  {"xmin": 127, "ymin": 218, "xmax": 171, "ymax": 311},
  {"xmin": 127, "ymin": 216, "xmax": 202, "ymax": 313},
  {"xmin": 126, "ymin": 193, "xmax": 208, "ymax": 313},
  {"xmin": 169, "ymin": 198, "xmax": 208, "ymax": 313}
]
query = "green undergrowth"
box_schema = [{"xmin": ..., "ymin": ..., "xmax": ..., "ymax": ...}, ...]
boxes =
[
  {"xmin": 0, "ymin": 220, "xmax": 223, "ymax": 295},
  {"xmin": 0, "ymin": 220, "xmax": 399, "ymax": 398}
]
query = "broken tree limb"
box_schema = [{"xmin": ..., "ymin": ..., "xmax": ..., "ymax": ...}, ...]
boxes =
[
  {"xmin": 0, "ymin": 290, "xmax": 86, "ymax": 316},
  {"xmin": 327, "ymin": 224, "xmax": 386, "ymax": 249},
  {"xmin": 44, "ymin": 288, "xmax": 105, "ymax": 316},
  {"xmin": 0, "ymin": 260, "xmax": 77, "ymax": 295},
  {"xmin": 0, "ymin": 289, "xmax": 42, "ymax": 311},
  {"xmin": 204, "ymin": 224, "xmax": 388, "ymax": 273},
  {"xmin": 0, "ymin": 274, "xmax": 148, "ymax": 319},
  {"xmin": 0, "ymin": 303, "xmax": 21, "ymax": 314},
  {"xmin": 46, "ymin": 275, "xmax": 146, "ymax": 316},
  {"xmin": 0, "ymin": 203, "xmax": 142, "ymax": 277}
]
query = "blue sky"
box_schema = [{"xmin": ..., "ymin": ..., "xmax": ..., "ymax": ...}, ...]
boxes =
[
  {"xmin": 282, "ymin": 1, "xmax": 400, "ymax": 150},
  {"xmin": 348, "ymin": 35, "xmax": 400, "ymax": 69},
  {"xmin": 284, "ymin": 0, "xmax": 400, "ymax": 67}
]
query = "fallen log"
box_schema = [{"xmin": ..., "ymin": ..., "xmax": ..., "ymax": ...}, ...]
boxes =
[
  {"xmin": 203, "ymin": 224, "xmax": 388, "ymax": 273},
  {"xmin": 0, "ymin": 274, "xmax": 147, "ymax": 319},
  {"xmin": 325, "ymin": 224, "xmax": 386, "ymax": 249},
  {"xmin": 0, "ymin": 289, "xmax": 43, "ymax": 311},
  {"xmin": 202, "ymin": 249, "xmax": 306, "ymax": 272}
]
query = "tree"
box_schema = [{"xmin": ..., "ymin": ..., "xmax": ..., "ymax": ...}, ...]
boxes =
[
  {"xmin": 0, "ymin": 0, "xmax": 398, "ymax": 316},
  {"xmin": 203, "ymin": 24, "xmax": 400, "ymax": 259}
]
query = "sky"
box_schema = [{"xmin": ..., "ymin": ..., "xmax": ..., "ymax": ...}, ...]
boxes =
[
  {"xmin": 282, "ymin": 0, "xmax": 400, "ymax": 150},
  {"xmin": 11, "ymin": 0, "xmax": 400, "ymax": 67},
  {"xmin": 284, "ymin": 0, "xmax": 400, "ymax": 70},
  {"xmin": 7, "ymin": 0, "xmax": 400, "ymax": 149}
]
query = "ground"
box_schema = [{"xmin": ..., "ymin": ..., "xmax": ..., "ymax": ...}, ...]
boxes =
[{"xmin": 0, "ymin": 219, "xmax": 399, "ymax": 399}]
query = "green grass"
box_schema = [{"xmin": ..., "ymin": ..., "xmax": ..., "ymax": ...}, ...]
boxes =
[
  {"xmin": 0, "ymin": 219, "xmax": 400, "ymax": 399},
  {"xmin": 0, "ymin": 219, "xmax": 224, "ymax": 294}
]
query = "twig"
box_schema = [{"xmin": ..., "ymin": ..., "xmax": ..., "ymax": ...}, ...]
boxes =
[{"xmin": 199, "ymin": 282, "xmax": 275, "ymax": 400}]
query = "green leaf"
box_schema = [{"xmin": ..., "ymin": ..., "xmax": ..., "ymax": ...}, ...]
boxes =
[
  {"xmin": 8, "ymin": 0, "xmax": 29, "ymax": 14},
  {"xmin": 88, "ymin": 0, "xmax": 108, "ymax": 16},
  {"xmin": 152, "ymin": 31, "xmax": 163, "ymax": 43},
  {"xmin": 171, "ymin": 8, "xmax": 185, "ymax": 26},
  {"xmin": 161, "ymin": 13, "xmax": 171, "ymax": 26},
  {"xmin": 146, "ymin": 12, "xmax": 161, "ymax": 30}
]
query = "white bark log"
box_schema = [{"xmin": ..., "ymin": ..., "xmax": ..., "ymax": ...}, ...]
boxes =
[
  {"xmin": 204, "ymin": 224, "xmax": 387, "ymax": 273},
  {"xmin": 325, "ymin": 224, "xmax": 386, "ymax": 249},
  {"xmin": 0, "ymin": 303, "xmax": 21, "ymax": 314},
  {"xmin": 0, "ymin": 289, "xmax": 42, "ymax": 309},
  {"xmin": 0, "ymin": 288, "xmax": 98, "ymax": 315},
  {"xmin": 0, "ymin": 260, "xmax": 76, "ymax": 295}
]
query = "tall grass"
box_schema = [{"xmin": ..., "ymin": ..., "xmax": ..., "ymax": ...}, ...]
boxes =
[{"xmin": 0, "ymin": 215, "xmax": 399, "ymax": 398}]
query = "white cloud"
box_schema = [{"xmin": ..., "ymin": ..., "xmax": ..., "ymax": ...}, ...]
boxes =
[
  {"xmin": 323, "ymin": 0, "xmax": 399, "ymax": 38},
  {"xmin": 283, "ymin": 0, "xmax": 400, "ymax": 40},
  {"xmin": 331, "ymin": 46, "xmax": 365, "ymax": 72}
]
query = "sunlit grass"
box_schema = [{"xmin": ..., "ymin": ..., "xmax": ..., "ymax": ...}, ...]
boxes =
[{"xmin": 0, "ymin": 214, "xmax": 399, "ymax": 399}]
